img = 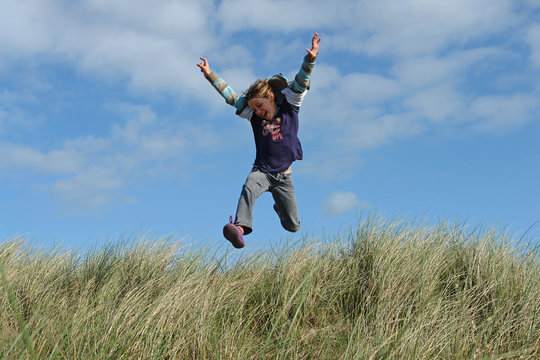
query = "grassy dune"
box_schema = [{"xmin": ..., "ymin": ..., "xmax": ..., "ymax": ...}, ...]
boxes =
[{"xmin": 1, "ymin": 216, "xmax": 539, "ymax": 359}]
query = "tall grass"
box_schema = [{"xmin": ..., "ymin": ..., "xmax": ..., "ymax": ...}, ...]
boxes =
[{"xmin": 1, "ymin": 216, "xmax": 538, "ymax": 359}]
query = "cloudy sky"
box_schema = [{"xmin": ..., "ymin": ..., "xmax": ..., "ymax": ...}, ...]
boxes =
[{"xmin": 1, "ymin": 0, "xmax": 539, "ymax": 252}]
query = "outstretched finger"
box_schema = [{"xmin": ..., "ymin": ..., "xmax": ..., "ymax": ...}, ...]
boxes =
[{"xmin": 313, "ymin": 33, "xmax": 321, "ymax": 45}]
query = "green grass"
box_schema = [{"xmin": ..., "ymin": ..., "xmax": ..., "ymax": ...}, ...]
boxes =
[{"xmin": 1, "ymin": 216, "xmax": 539, "ymax": 359}]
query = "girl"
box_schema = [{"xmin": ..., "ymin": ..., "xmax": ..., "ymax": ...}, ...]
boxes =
[{"xmin": 197, "ymin": 33, "xmax": 321, "ymax": 248}]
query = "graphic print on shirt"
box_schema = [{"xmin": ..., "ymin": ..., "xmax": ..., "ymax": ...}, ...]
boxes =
[{"xmin": 261, "ymin": 117, "xmax": 283, "ymax": 141}]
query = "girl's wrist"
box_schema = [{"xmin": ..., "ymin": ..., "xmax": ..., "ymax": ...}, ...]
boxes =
[
  {"xmin": 205, "ymin": 71, "xmax": 218, "ymax": 83},
  {"xmin": 305, "ymin": 53, "xmax": 317, "ymax": 64},
  {"xmin": 204, "ymin": 71, "xmax": 218, "ymax": 82}
]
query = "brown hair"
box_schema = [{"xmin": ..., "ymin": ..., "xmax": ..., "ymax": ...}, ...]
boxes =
[{"xmin": 243, "ymin": 75, "xmax": 289, "ymax": 102}]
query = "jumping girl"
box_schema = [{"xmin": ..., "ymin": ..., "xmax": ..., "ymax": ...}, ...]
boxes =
[{"xmin": 197, "ymin": 33, "xmax": 321, "ymax": 248}]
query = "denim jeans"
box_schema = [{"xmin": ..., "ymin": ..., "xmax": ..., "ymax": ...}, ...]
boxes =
[{"xmin": 235, "ymin": 167, "xmax": 300, "ymax": 235}]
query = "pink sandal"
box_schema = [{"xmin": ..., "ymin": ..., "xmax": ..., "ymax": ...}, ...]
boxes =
[{"xmin": 223, "ymin": 216, "xmax": 245, "ymax": 249}]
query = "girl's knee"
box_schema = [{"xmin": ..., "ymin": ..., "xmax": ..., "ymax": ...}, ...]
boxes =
[{"xmin": 282, "ymin": 220, "xmax": 300, "ymax": 233}]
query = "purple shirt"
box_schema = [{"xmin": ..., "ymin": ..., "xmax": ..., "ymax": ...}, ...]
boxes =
[{"xmin": 250, "ymin": 92, "xmax": 302, "ymax": 173}]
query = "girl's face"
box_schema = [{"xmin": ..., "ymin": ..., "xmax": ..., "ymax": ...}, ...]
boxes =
[{"xmin": 247, "ymin": 93, "xmax": 277, "ymax": 120}]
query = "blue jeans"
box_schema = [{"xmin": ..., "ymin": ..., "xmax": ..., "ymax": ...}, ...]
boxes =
[{"xmin": 235, "ymin": 167, "xmax": 300, "ymax": 235}]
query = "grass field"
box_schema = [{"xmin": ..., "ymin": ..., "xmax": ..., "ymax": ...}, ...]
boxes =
[{"xmin": 1, "ymin": 215, "xmax": 539, "ymax": 359}]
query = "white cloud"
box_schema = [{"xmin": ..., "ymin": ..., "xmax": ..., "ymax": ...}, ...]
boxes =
[
  {"xmin": 323, "ymin": 191, "xmax": 366, "ymax": 216},
  {"xmin": 84, "ymin": 0, "xmax": 213, "ymax": 36},
  {"xmin": 0, "ymin": 1, "xmax": 62, "ymax": 56},
  {"xmin": 526, "ymin": 0, "xmax": 540, "ymax": 7},
  {"xmin": 298, "ymin": 39, "xmax": 539, "ymax": 176},
  {"xmin": 0, "ymin": 0, "xmax": 218, "ymax": 96},
  {"xmin": 392, "ymin": 48, "xmax": 499, "ymax": 89},
  {"xmin": 0, "ymin": 108, "xmax": 5, "ymax": 133},
  {"xmin": 337, "ymin": 73, "xmax": 401, "ymax": 105},
  {"xmin": 328, "ymin": 0, "xmax": 517, "ymax": 57},
  {"xmin": 467, "ymin": 94, "xmax": 539, "ymax": 133},
  {"xmin": 404, "ymin": 84, "xmax": 465, "ymax": 123},
  {"xmin": 51, "ymin": 166, "xmax": 126, "ymax": 209},
  {"xmin": 300, "ymin": 64, "xmax": 431, "ymax": 155},
  {"xmin": 217, "ymin": 0, "xmax": 516, "ymax": 60},
  {"xmin": 0, "ymin": 103, "xmax": 221, "ymax": 210},
  {"xmin": 527, "ymin": 23, "xmax": 540, "ymax": 69},
  {"xmin": 0, "ymin": 0, "xmax": 526, "ymax": 98},
  {"xmin": 0, "ymin": 142, "xmax": 85, "ymax": 175},
  {"xmin": 217, "ymin": 0, "xmax": 335, "ymax": 33}
]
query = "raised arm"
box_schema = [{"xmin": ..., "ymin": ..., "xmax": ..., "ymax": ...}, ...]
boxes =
[
  {"xmin": 282, "ymin": 33, "xmax": 321, "ymax": 110},
  {"xmin": 290, "ymin": 33, "xmax": 320, "ymax": 93},
  {"xmin": 197, "ymin": 57, "xmax": 245, "ymax": 113}
]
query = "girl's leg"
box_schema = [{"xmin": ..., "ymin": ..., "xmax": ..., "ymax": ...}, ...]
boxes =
[
  {"xmin": 271, "ymin": 173, "xmax": 300, "ymax": 233},
  {"xmin": 235, "ymin": 168, "xmax": 271, "ymax": 235}
]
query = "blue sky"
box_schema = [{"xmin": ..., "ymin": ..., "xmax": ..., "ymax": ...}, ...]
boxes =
[{"xmin": 1, "ymin": 0, "xmax": 539, "ymax": 253}]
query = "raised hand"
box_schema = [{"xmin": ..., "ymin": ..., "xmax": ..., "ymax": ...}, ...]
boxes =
[
  {"xmin": 197, "ymin": 57, "xmax": 211, "ymax": 77},
  {"xmin": 306, "ymin": 33, "xmax": 321, "ymax": 59}
]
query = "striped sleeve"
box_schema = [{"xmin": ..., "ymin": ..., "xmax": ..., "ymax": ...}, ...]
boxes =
[
  {"xmin": 282, "ymin": 54, "xmax": 316, "ymax": 110},
  {"xmin": 290, "ymin": 54, "xmax": 316, "ymax": 93},
  {"xmin": 205, "ymin": 72, "xmax": 244, "ymax": 113}
]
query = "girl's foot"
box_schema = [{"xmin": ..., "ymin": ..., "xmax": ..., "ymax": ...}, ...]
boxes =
[{"xmin": 223, "ymin": 216, "xmax": 245, "ymax": 248}]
